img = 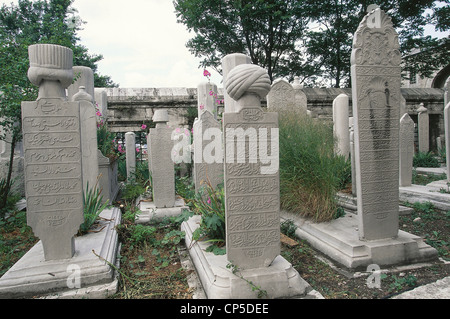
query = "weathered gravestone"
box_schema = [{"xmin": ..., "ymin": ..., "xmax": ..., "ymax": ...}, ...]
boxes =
[
  {"xmin": 399, "ymin": 113, "xmax": 415, "ymax": 187},
  {"xmin": 333, "ymin": 93, "xmax": 350, "ymax": 159},
  {"xmin": 193, "ymin": 82, "xmax": 223, "ymax": 197},
  {"xmin": 351, "ymin": 6, "xmax": 402, "ymax": 240},
  {"xmin": 73, "ymin": 86, "xmax": 99, "ymax": 191},
  {"xmin": 223, "ymin": 63, "xmax": 279, "ymax": 269},
  {"xmin": 125, "ymin": 132, "xmax": 136, "ymax": 182},
  {"xmin": 147, "ymin": 109, "xmax": 175, "ymax": 208},
  {"xmin": 292, "ymin": 76, "xmax": 308, "ymax": 115},
  {"xmin": 445, "ymin": 102, "xmax": 450, "ymax": 183},
  {"xmin": 267, "ymin": 79, "xmax": 295, "ymax": 112},
  {"xmin": 417, "ymin": 104, "xmax": 429, "ymax": 153},
  {"xmin": 22, "ymin": 44, "xmax": 83, "ymax": 260}
]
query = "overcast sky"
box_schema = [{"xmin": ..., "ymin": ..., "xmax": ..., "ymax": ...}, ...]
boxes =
[{"xmin": 0, "ymin": 0, "xmax": 223, "ymax": 88}]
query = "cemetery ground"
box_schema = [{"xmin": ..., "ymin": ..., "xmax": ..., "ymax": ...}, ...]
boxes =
[{"xmin": 1, "ymin": 182, "xmax": 448, "ymax": 299}]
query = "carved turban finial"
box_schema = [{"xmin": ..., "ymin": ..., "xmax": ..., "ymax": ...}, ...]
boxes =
[{"xmin": 225, "ymin": 64, "xmax": 271, "ymax": 101}]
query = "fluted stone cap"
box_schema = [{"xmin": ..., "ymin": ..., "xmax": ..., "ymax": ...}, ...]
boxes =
[
  {"xmin": 153, "ymin": 109, "xmax": 169, "ymax": 123},
  {"xmin": 225, "ymin": 64, "xmax": 271, "ymax": 101},
  {"xmin": 27, "ymin": 44, "xmax": 74, "ymax": 88}
]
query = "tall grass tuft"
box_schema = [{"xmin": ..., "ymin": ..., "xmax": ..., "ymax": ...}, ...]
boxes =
[{"xmin": 278, "ymin": 110, "xmax": 350, "ymax": 222}]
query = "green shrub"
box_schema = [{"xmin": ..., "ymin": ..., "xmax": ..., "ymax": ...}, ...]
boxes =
[
  {"xmin": 278, "ymin": 110, "xmax": 350, "ymax": 222},
  {"xmin": 79, "ymin": 182, "xmax": 109, "ymax": 235},
  {"xmin": 413, "ymin": 151, "xmax": 440, "ymax": 168},
  {"xmin": 191, "ymin": 181, "xmax": 225, "ymax": 245}
]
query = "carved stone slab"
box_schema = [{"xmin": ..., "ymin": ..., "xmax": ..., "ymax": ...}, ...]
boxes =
[
  {"xmin": 223, "ymin": 107, "xmax": 280, "ymax": 269},
  {"xmin": 193, "ymin": 110, "xmax": 224, "ymax": 196},
  {"xmin": 351, "ymin": 8, "xmax": 401, "ymax": 240},
  {"xmin": 22, "ymin": 98, "xmax": 83, "ymax": 260}
]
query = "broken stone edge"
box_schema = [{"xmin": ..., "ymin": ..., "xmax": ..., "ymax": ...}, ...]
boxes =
[{"xmin": 181, "ymin": 215, "xmax": 311, "ymax": 299}]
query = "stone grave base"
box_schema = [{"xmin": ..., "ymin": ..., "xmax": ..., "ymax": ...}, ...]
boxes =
[
  {"xmin": 281, "ymin": 211, "xmax": 438, "ymax": 271},
  {"xmin": 337, "ymin": 192, "xmax": 413, "ymax": 215},
  {"xmin": 0, "ymin": 207, "xmax": 121, "ymax": 299},
  {"xmin": 135, "ymin": 196, "xmax": 188, "ymax": 224},
  {"xmin": 181, "ymin": 215, "xmax": 311, "ymax": 299},
  {"xmin": 399, "ymin": 183, "xmax": 450, "ymax": 211}
]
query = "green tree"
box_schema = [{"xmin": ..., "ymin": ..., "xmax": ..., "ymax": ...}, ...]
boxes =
[
  {"xmin": 303, "ymin": 0, "xmax": 449, "ymax": 88},
  {"xmin": 0, "ymin": 0, "xmax": 116, "ymax": 214},
  {"xmin": 173, "ymin": 0, "xmax": 312, "ymax": 82},
  {"xmin": 175, "ymin": 0, "xmax": 449, "ymax": 87}
]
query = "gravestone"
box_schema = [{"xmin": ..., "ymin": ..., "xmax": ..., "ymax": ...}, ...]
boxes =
[
  {"xmin": 22, "ymin": 44, "xmax": 83, "ymax": 260},
  {"xmin": 125, "ymin": 132, "xmax": 136, "ymax": 182},
  {"xmin": 223, "ymin": 63, "xmax": 279, "ymax": 269},
  {"xmin": 95, "ymin": 88, "xmax": 108, "ymax": 120},
  {"xmin": 445, "ymin": 102, "xmax": 450, "ymax": 183},
  {"xmin": 193, "ymin": 82, "xmax": 223, "ymax": 196},
  {"xmin": 73, "ymin": 86, "xmax": 99, "ymax": 191},
  {"xmin": 292, "ymin": 76, "xmax": 308, "ymax": 115},
  {"xmin": 267, "ymin": 79, "xmax": 295, "ymax": 112},
  {"xmin": 333, "ymin": 93, "xmax": 350, "ymax": 159},
  {"xmin": 197, "ymin": 81, "xmax": 219, "ymax": 119},
  {"xmin": 67, "ymin": 66, "xmax": 95, "ymax": 102},
  {"xmin": 399, "ymin": 113, "xmax": 415, "ymax": 187},
  {"xmin": 221, "ymin": 53, "xmax": 252, "ymax": 113},
  {"xmin": 148, "ymin": 109, "xmax": 175, "ymax": 208},
  {"xmin": 417, "ymin": 104, "xmax": 429, "ymax": 153},
  {"xmin": 351, "ymin": 6, "xmax": 401, "ymax": 240}
]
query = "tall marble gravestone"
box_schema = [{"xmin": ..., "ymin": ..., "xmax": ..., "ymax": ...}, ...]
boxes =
[
  {"xmin": 193, "ymin": 82, "xmax": 223, "ymax": 197},
  {"xmin": 287, "ymin": 7, "xmax": 438, "ymax": 270},
  {"xmin": 351, "ymin": 6, "xmax": 401, "ymax": 240},
  {"xmin": 223, "ymin": 64, "xmax": 279, "ymax": 269},
  {"xmin": 399, "ymin": 113, "xmax": 415, "ymax": 187},
  {"xmin": 22, "ymin": 44, "xmax": 84, "ymax": 261},
  {"xmin": 148, "ymin": 109, "xmax": 175, "ymax": 208}
]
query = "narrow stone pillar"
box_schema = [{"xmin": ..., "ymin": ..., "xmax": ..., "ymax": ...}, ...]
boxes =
[
  {"xmin": 333, "ymin": 93, "xmax": 350, "ymax": 159},
  {"xmin": 399, "ymin": 113, "xmax": 415, "ymax": 187},
  {"xmin": 125, "ymin": 132, "xmax": 136, "ymax": 183},
  {"xmin": 445, "ymin": 102, "xmax": 450, "ymax": 183},
  {"xmin": 417, "ymin": 104, "xmax": 429, "ymax": 153},
  {"xmin": 73, "ymin": 86, "xmax": 99, "ymax": 191}
]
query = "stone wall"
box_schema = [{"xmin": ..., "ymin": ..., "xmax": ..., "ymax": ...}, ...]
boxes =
[{"xmin": 104, "ymin": 87, "xmax": 445, "ymax": 150}]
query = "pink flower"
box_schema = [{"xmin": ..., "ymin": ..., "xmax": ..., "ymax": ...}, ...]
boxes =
[
  {"xmin": 207, "ymin": 197, "xmax": 211, "ymax": 204},
  {"xmin": 96, "ymin": 111, "xmax": 102, "ymax": 117},
  {"xmin": 203, "ymin": 69, "xmax": 211, "ymax": 78},
  {"xmin": 175, "ymin": 127, "xmax": 181, "ymax": 133},
  {"xmin": 136, "ymin": 147, "xmax": 140, "ymax": 153},
  {"xmin": 209, "ymin": 90, "xmax": 214, "ymax": 96},
  {"xmin": 141, "ymin": 124, "xmax": 147, "ymax": 130},
  {"xmin": 199, "ymin": 104, "xmax": 205, "ymax": 110}
]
